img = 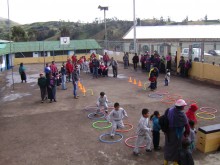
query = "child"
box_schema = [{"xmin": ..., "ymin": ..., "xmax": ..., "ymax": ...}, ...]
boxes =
[
  {"xmin": 133, "ymin": 109, "xmax": 152, "ymax": 156},
  {"xmin": 107, "ymin": 102, "xmax": 128, "ymax": 138},
  {"xmin": 150, "ymin": 111, "xmax": 161, "ymax": 151},
  {"xmin": 188, "ymin": 120, "xmax": 196, "ymax": 153},
  {"xmin": 96, "ymin": 92, "xmax": 109, "ymax": 114},
  {"xmin": 72, "ymin": 66, "xmax": 79, "ymax": 99},
  {"xmin": 178, "ymin": 138, "xmax": 194, "ymax": 165},
  {"xmin": 148, "ymin": 76, "xmax": 156, "ymax": 91},
  {"xmin": 37, "ymin": 73, "xmax": 47, "ymax": 103},
  {"xmin": 164, "ymin": 69, "xmax": 170, "ymax": 86},
  {"xmin": 186, "ymin": 103, "xmax": 199, "ymax": 124}
]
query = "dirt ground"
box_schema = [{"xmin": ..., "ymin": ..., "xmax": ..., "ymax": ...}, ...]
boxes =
[{"xmin": 0, "ymin": 63, "xmax": 219, "ymax": 165}]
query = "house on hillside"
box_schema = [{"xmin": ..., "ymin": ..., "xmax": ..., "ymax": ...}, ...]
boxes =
[
  {"xmin": 122, "ymin": 25, "xmax": 220, "ymax": 57},
  {"xmin": 0, "ymin": 39, "xmax": 101, "ymax": 70}
]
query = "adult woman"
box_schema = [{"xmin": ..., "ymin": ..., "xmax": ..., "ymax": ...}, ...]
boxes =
[
  {"xmin": 164, "ymin": 99, "xmax": 190, "ymax": 165},
  {"xmin": 19, "ymin": 63, "xmax": 27, "ymax": 83}
]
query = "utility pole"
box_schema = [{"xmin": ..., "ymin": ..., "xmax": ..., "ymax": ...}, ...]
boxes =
[
  {"xmin": 98, "ymin": 5, "xmax": 108, "ymax": 49},
  {"xmin": 133, "ymin": 0, "xmax": 137, "ymax": 54},
  {"xmin": 7, "ymin": 0, "xmax": 14, "ymax": 90}
]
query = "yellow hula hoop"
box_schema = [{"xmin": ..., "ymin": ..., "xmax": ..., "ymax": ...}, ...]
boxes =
[{"xmin": 196, "ymin": 112, "xmax": 215, "ymax": 120}]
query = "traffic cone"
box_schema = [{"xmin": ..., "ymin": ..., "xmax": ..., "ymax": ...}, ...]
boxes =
[
  {"xmin": 80, "ymin": 85, "xmax": 83, "ymax": 91},
  {"xmin": 128, "ymin": 77, "xmax": 132, "ymax": 83},
  {"xmin": 78, "ymin": 81, "xmax": 82, "ymax": 87},
  {"xmin": 138, "ymin": 80, "xmax": 142, "ymax": 87},
  {"xmin": 133, "ymin": 79, "xmax": 137, "ymax": 85},
  {"xmin": 82, "ymin": 86, "xmax": 86, "ymax": 96}
]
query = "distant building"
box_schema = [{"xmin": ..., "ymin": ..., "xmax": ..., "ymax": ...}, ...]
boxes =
[
  {"xmin": 0, "ymin": 39, "xmax": 101, "ymax": 71},
  {"xmin": 122, "ymin": 24, "xmax": 220, "ymax": 56}
]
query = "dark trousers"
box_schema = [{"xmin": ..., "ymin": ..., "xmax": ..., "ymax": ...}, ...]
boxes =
[
  {"xmin": 112, "ymin": 66, "xmax": 118, "ymax": 77},
  {"xmin": 165, "ymin": 78, "xmax": 168, "ymax": 86},
  {"xmin": 40, "ymin": 87, "xmax": 47, "ymax": 101},
  {"xmin": 133, "ymin": 63, "xmax": 138, "ymax": 70},
  {"xmin": 153, "ymin": 131, "xmax": 160, "ymax": 148}
]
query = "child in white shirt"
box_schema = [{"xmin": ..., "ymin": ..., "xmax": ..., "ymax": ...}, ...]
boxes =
[
  {"xmin": 133, "ymin": 108, "xmax": 152, "ymax": 156},
  {"xmin": 96, "ymin": 92, "xmax": 108, "ymax": 114},
  {"xmin": 107, "ymin": 102, "xmax": 128, "ymax": 138}
]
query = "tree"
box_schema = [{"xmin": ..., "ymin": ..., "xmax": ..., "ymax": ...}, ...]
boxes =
[
  {"xmin": 60, "ymin": 26, "xmax": 70, "ymax": 37},
  {"xmin": 167, "ymin": 16, "xmax": 171, "ymax": 23},
  {"xmin": 11, "ymin": 26, "xmax": 27, "ymax": 41}
]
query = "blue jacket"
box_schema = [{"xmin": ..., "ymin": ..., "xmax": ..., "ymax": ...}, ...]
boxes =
[{"xmin": 152, "ymin": 116, "xmax": 161, "ymax": 132}]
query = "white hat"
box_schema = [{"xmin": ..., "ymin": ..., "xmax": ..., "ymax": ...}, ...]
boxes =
[{"xmin": 175, "ymin": 99, "xmax": 187, "ymax": 106}]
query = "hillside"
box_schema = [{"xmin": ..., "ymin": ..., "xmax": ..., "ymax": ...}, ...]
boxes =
[{"xmin": 0, "ymin": 17, "xmax": 220, "ymax": 42}]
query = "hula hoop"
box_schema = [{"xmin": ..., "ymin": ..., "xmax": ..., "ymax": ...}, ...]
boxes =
[
  {"xmin": 88, "ymin": 112, "xmax": 105, "ymax": 119},
  {"xmin": 196, "ymin": 112, "xmax": 215, "ymax": 120},
  {"xmin": 148, "ymin": 93, "xmax": 163, "ymax": 98},
  {"xmin": 161, "ymin": 97, "xmax": 176, "ymax": 104},
  {"xmin": 92, "ymin": 121, "xmax": 112, "ymax": 130},
  {"xmin": 185, "ymin": 99, "xmax": 197, "ymax": 105},
  {"xmin": 116, "ymin": 123, "xmax": 133, "ymax": 132},
  {"xmin": 199, "ymin": 107, "xmax": 217, "ymax": 114},
  {"xmin": 166, "ymin": 94, "xmax": 182, "ymax": 100},
  {"xmin": 156, "ymin": 91, "xmax": 169, "ymax": 95},
  {"xmin": 84, "ymin": 106, "xmax": 98, "ymax": 111},
  {"xmin": 99, "ymin": 132, "xmax": 123, "ymax": 143},
  {"xmin": 124, "ymin": 136, "xmax": 147, "ymax": 148}
]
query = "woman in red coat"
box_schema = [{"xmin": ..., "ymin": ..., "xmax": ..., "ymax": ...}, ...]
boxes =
[{"xmin": 66, "ymin": 60, "xmax": 73, "ymax": 82}]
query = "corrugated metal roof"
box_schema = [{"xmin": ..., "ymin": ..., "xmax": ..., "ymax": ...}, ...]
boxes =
[
  {"xmin": 123, "ymin": 25, "xmax": 220, "ymax": 40},
  {"xmin": 0, "ymin": 39, "xmax": 101, "ymax": 56}
]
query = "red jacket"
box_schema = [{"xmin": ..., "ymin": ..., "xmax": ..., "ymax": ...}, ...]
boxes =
[
  {"xmin": 103, "ymin": 54, "xmax": 110, "ymax": 62},
  {"xmin": 66, "ymin": 62, "xmax": 73, "ymax": 73},
  {"xmin": 72, "ymin": 55, "xmax": 77, "ymax": 64}
]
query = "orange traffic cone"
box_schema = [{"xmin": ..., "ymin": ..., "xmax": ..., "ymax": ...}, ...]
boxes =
[
  {"xmin": 133, "ymin": 79, "xmax": 137, "ymax": 85},
  {"xmin": 78, "ymin": 81, "xmax": 82, "ymax": 87},
  {"xmin": 80, "ymin": 85, "xmax": 83, "ymax": 91},
  {"xmin": 128, "ymin": 77, "xmax": 132, "ymax": 83},
  {"xmin": 82, "ymin": 86, "xmax": 86, "ymax": 96},
  {"xmin": 138, "ymin": 80, "xmax": 142, "ymax": 87}
]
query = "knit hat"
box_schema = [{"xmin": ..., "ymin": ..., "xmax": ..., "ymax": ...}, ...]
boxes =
[{"xmin": 189, "ymin": 103, "xmax": 198, "ymax": 112}]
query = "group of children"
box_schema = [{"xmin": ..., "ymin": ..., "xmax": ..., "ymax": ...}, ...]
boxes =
[{"xmin": 95, "ymin": 92, "xmax": 198, "ymax": 164}]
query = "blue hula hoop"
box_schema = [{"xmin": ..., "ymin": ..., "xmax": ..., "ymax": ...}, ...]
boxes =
[
  {"xmin": 99, "ymin": 132, "xmax": 123, "ymax": 144},
  {"xmin": 88, "ymin": 112, "xmax": 105, "ymax": 119}
]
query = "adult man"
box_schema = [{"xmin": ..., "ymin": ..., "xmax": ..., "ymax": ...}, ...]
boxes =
[
  {"xmin": 132, "ymin": 53, "xmax": 139, "ymax": 71},
  {"xmin": 164, "ymin": 99, "xmax": 190, "ymax": 165},
  {"xmin": 92, "ymin": 57, "xmax": 100, "ymax": 78},
  {"xmin": 109, "ymin": 57, "xmax": 118, "ymax": 78}
]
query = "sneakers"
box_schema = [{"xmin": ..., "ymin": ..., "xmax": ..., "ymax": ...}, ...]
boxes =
[
  {"xmin": 41, "ymin": 101, "xmax": 44, "ymax": 103},
  {"xmin": 110, "ymin": 135, "xmax": 114, "ymax": 139},
  {"xmin": 145, "ymin": 149, "xmax": 152, "ymax": 152},
  {"xmin": 105, "ymin": 110, "xmax": 108, "ymax": 114},
  {"xmin": 74, "ymin": 96, "xmax": 78, "ymax": 99}
]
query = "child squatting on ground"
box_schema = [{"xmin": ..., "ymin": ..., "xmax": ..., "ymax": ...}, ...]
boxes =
[
  {"xmin": 133, "ymin": 109, "xmax": 152, "ymax": 156},
  {"xmin": 96, "ymin": 92, "xmax": 109, "ymax": 114},
  {"xmin": 150, "ymin": 111, "xmax": 161, "ymax": 150},
  {"xmin": 107, "ymin": 102, "xmax": 128, "ymax": 138}
]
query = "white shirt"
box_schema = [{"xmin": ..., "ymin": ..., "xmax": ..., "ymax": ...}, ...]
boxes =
[
  {"xmin": 97, "ymin": 95, "xmax": 108, "ymax": 105},
  {"xmin": 108, "ymin": 108, "xmax": 128, "ymax": 122},
  {"xmin": 136, "ymin": 116, "xmax": 151, "ymax": 136}
]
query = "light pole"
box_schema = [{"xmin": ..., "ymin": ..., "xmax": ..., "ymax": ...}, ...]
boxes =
[
  {"xmin": 7, "ymin": 0, "xmax": 14, "ymax": 90},
  {"xmin": 98, "ymin": 5, "xmax": 108, "ymax": 49},
  {"xmin": 133, "ymin": 0, "xmax": 137, "ymax": 54}
]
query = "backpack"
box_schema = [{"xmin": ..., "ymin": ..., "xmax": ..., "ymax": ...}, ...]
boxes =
[{"xmin": 159, "ymin": 108, "xmax": 170, "ymax": 133}]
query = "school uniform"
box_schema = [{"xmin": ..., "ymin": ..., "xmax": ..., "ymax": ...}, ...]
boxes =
[
  {"xmin": 133, "ymin": 116, "xmax": 152, "ymax": 154},
  {"xmin": 107, "ymin": 108, "xmax": 128, "ymax": 136},
  {"xmin": 96, "ymin": 95, "xmax": 108, "ymax": 113}
]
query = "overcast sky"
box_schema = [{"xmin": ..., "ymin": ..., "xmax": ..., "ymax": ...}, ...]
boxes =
[{"xmin": 0, "ymin": 0, "xmax": 219, "ymax": 24}]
